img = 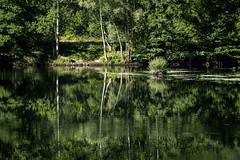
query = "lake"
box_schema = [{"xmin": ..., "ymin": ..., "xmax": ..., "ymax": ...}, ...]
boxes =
[{"xmin": 1, "ymin": 67, "xmax": 240, "ymax": 159}]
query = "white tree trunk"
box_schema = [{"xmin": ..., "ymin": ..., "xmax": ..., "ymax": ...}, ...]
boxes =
[
  {"xmin": 126, "ymin": 0, "xmax": 130, "ymax": 62},
  {"xmin": 56, "ymin": 0, "xmax": 59, "ymax": 56},
  {"xmin": 104, "ymin": 31, "xmax": 112, "ymax": 52},
  {"xmin": 111, "ymin": 18, "xmax": 124, "ymax": 62},
  {"xmin": 99, "ymin": 0, "xmax": 108, "ymax": 62}
]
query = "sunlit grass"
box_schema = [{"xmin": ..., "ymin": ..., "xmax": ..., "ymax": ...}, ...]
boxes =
[{"xmin": 148, "ymin": 57, "xmax": 167, "ymax": 70}]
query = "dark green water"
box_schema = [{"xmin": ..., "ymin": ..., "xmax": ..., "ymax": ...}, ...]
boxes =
[{"xmin": 1, "ymin": 67, "xmax": 240, "ymax": 160}]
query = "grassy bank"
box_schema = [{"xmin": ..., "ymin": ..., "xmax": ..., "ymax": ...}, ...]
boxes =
[
  {"xmin": 12, "ymin": 37, "xmax": 135, "ymax": 66},
  {"xmin": 53, "ymin": 37, "xmax": 130, "ymax": 64}
]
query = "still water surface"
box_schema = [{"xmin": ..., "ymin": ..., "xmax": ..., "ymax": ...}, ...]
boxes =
[{"xmin": 1, "ymin": 67, "xmax": 240, "ymax": 159}]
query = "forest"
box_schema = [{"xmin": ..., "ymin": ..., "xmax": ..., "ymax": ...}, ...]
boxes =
[{"xmin": 0, "ymin": 0, "xmax": 240, "ymax": 67}]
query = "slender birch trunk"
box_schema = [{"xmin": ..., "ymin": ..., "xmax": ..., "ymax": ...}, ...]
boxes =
[
  {"xmin": 126, "ymin": 0, "xmax": 130, "ymax": 62},
  {"xmin": 56, "ymin": 0, "xmax": 59, "ymax": 56},
  {"xmin": 113, "ymin": 22, "xmax": 124, "ymax": 62},
  {"xmin": 108, "ymin": 16, "xmax": 124, "ymax": 62},
  {"xmin": 99, "ymin": 0, "xmax": 108, "ymax": 62},
  {"xmin": 104, "ymin": 31, "xmax": 112, "ymax": 52}
]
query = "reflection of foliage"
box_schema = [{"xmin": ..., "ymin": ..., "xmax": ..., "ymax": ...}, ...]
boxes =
[
  {"xmin": 1, "ymin": 68, "xmax": 240, "ymax": 159},
  {"xmin": 57, "ymin": 117, "xmax": 231, "ymax": 160},
  {"xmin": 149, "ymin": 79, "xmax": 168, "ymax": 93},
  {"xmin": 0, "ymin": 86, "xmax": 11, "ymax": 98}
]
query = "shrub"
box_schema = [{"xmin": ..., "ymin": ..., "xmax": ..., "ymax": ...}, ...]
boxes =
[
  {"xmin": 54, "ymin": 55, "xmax": 69, "ymax": 63},
  {"xmin": 23, "ymin": 56, "xmax": 38, "ymax": 63},
  {"xmin": 148, "ymin": 57, "xmax": 167, "ymax": 70}
]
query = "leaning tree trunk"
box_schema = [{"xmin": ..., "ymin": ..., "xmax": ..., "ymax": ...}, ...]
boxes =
[
  {"xmin": 108, "ymin": 15, "xmax": 124, "ymax": 62},
  {"xmin": 56, "ymin": 0, "xmax": 59, "ymax": 56},
  {"xmin": 99, "ymin": 0, "xmax": 108, "ymax": 62},
  {"xmin": 104, "ymin": 31, "xmax": 112, "ymax": 52},
  {"xmin": 113, "ymin": 22, "xmax": 124, "ymax": 62}
]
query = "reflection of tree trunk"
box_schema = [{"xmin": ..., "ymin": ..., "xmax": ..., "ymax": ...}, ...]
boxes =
[
  {"xmin": 100, "ymin": 69, "xmax": 107, "ymax": 152},
  {"xmin": 104, "ymin": 78, "xmax": 112, "ymax": 99},
  {"xmin": 156, "ymin": 120, "xmax": 159, "ymax": 160},
  {"xmin": 56, "ymin": 74, "xmax": 60, "ymax": 157},
  {"xmin": 112, "ymin": 70, "xmax": 123, "ymax": 113},
  {"xmin": 128, "ymin": 119, "xmax": 131, "ymax": 160},
  {"xmin": 56, "ymin": 0, "xmax": 59, "ymax": 56},
  {"xmin": 148, "ymin": 120, "xmax": 152, "ymax": 159},
  {"xmin": 99, "ymin": 0, "xmax": 108, "ymax": 62},
  {"xmin": 100, "ymin": 69, "xmax": 107, "ymax": 117}
]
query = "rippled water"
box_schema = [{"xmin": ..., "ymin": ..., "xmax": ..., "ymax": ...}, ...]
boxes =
[{"xmin": 1, "ymin": 67, "xmax": 240, "ymax": 159}]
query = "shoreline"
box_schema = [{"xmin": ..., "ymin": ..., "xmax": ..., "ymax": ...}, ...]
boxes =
[{"xmin": 11, "ymin": 62, "xmax": 143, "ymax": 67}]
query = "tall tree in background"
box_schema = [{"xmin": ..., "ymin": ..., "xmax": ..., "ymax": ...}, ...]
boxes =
[
  {"xmin": 130, "ymin": 0, "xmax": 240, "ymax": 65},
  {"xmin": 99, "ymin": 0, "xmax": 108, "ymax": 62},
  {"xmin": 79, "ymin": 0, "xmax": 108, "ymax": 62},
  {"xmin": 0, "ymin": 0, "xmax": 56, "ymax": 64},
  {"xmin": 0, "ymin": 0, "xmax": 239, "ymax": 65},
  {"xmin": 56, "ymin": 0, "xmax": 60, "ymax": 56}
]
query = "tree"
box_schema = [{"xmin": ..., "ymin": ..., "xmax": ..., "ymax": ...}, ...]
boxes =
[
  {"xmin": 99, "ymin": 0, "xmax": 108, "ymax": 62},
  {"xmin": 0, "ymin": 0, "xmax": 57, "ymax": 64},
  {"xmin": 56, "ymin": 0, "xmax": 60, "ymax": 56}
]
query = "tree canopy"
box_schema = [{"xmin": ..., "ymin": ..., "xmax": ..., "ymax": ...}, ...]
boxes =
[{"xmin": 0, "ymin": 0, "xmax": 240, "ymax": 66}]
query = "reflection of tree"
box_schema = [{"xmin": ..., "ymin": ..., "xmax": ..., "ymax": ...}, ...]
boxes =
[
  {"xmin": 108, "ymin": 69, "xmax": 123, "ymax": 115},
  {"xmin": 56, "ymin": 72, "xmax": 60, "ymax": 157},
  {"xmin": 99, "ymin": 68, "xmax": 106, "ymax": 152},
  {"xmin": 55, "ymin": 68, "xmax": 240, "ymax": 122},
  {"xmin": 1, "ymin": 68, "xmax": 240, "ymax": 159},
  {"xmin": 58, "ymin": 116, "xmax": 237, "ymax": 159},
  {"xmin": 0, "ymin": 68, "xmax": 57, "ymax": 159},
  {"xmin": 147, "ymin": 79, "xmax": 240, "ymax": 120}
]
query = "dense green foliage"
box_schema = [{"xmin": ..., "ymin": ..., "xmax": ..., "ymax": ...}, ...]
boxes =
[
  {"xmin": 0, "ymin": 0, "xmax": 240, "ymax": 66},
  {"xmin": 0, "ymin": 0, "xmax": 57, "ymax": 64}
]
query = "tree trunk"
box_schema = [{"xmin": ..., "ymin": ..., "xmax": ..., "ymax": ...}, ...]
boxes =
[
  {"xmin": 56, "ymin": 0, "xmax": 59, "ymax": 56},
  {"xmin": 104, "ymin": 31, "xmax": 112, "ymax": 52},
  {"xmin": 99, "ymin": 0, "xmax": 108, "ymax": 62},
  {"xmin": 126, "ymin": 0, "xmax": 130, "ymax": 62},
  {"xmin": 114, "ymin": 23, "xmax": 124, "ymax": 62},
  {"xmin": 107, "ymin": 14, "xmax": 124, "ymax": 62},
  {"xmin": 111, "ymin": 18, "xmax": 124, "ymax": 62},
  {"xmin": 126, "ymin": 26, "xmax": 130, "ymax": 62}
]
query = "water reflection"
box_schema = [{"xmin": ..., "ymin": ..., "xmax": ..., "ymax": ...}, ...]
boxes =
[
  {"xmin": 56, "ymin": 73, "xmax": 60, "ymax": 157},
  {"xmin": 0, "ymin": 67, "xmax": 240, "ymax": 159}
]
